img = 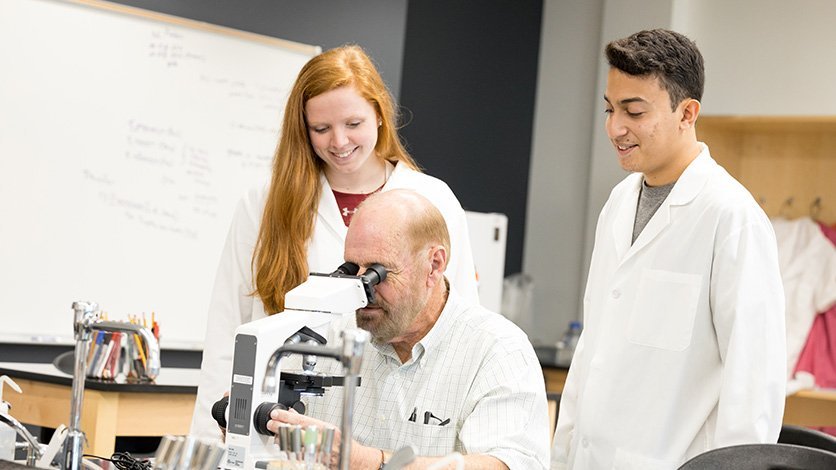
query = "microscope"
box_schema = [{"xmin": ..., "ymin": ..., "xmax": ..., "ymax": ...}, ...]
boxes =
[{"xmin": 212, "ymin": 262, "xmax": 386, "ymax": 470}]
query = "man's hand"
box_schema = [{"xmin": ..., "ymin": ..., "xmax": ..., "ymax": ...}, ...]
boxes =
[
  {"xmin": 267, "ymin": 408, "xmax": 381, "ymax": 469},
  {"xmin": 266, "ymin": 409, "xmax": 509, "ymax": 469}
]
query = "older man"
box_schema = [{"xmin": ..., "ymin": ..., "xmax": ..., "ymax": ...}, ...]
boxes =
[{"xmin": 268, "ymin": 189, "xmax": 549, "ymax": 469}]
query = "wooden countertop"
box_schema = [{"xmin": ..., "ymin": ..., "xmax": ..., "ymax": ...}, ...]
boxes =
[{"xmin": 0, "ymin": 362, "xmax": 199, "ymax": 393}]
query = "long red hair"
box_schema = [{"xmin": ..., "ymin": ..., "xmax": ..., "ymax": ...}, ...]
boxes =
[{"xmin": 254, "ymin": 45, "xmax": 419, "ymax": 313}]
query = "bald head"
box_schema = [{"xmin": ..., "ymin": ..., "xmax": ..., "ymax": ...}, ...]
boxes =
[
  {"xmin": 346, "ymin": 190, "xmax": 451, "ymax": 349},
  {"xmin": 348, "ymin": 189, "xmax": 451, "ymax": 259}
]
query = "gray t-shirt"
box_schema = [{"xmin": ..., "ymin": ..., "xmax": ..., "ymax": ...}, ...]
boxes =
[{"xmin": 632, "ymin": 179, "xmax": 675, "ymax": 244}]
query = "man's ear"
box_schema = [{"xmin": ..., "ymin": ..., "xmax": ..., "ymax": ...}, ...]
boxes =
[
  {"xmin": 427, "ymin": 245, "xmax": 448, "ymax": 286},
  {"xmin": 680, "ymin": 98, "xmax": 700, "ymax": 129}
]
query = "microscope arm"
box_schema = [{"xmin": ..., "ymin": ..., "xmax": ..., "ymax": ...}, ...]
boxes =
[{"xmin": 262, "ymin": 344, "xmax": 342, "ymax": 395}]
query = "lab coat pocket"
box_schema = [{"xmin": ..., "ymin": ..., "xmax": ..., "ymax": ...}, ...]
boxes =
[
  {"xmin": 627, "ymin": 269, "xmax": 702, "ymax": 351},
  {"xmin": 399, "ymin": 421, "xmax": 457, "ymax": 457}
]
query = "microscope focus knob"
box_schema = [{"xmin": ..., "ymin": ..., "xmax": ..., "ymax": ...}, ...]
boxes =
[
  {"xmin": 211, "ymin": 395, "xmax": 229, "ymax": 429},
  {"xmin": 253, "ymin": 401, "xmax": 305, "ymax": 435}
]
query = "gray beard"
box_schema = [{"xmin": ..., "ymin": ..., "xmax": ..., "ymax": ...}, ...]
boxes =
[{"xmin": 357, "ymin": 291, "xmax": 427, "ymax": 345}]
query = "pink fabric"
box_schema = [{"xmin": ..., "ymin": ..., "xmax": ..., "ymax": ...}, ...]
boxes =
[
  {"xmin": 793, "ymin": 222, "xmax": 836, "ymax": 436},
  {"xmin": 793, "ymin": 305, "xmax": 836, "ymax": 388},
  {"xmin": 820, "ymin": 222, "xmax": 836, "ymax": 246}
]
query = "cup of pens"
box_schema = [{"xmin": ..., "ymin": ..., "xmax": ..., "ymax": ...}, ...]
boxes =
[
  {"xmin": 85, "ymin": 313, "xmax": 161, "ymax": 382},
  {"xmin": 270, "ymin": 424, "xmax": 334, "ymax": 470}
]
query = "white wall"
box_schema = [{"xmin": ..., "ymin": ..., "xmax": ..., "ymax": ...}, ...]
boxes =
[
  {"xmin": 527, "ymin": 0, "xmax": 678, "ymax": 345},
  {"xmin": 580, "ymin": 0, "xmax": 678, "ymax": 295},
  {"xmin": 672, "ymin": 0, "xmax": 836, "ymax": 115},
  {"xmin": 523, "ymin": 0, "xmax": 604, "ymax": 345}
]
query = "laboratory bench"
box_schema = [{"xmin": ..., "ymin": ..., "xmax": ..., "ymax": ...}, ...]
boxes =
[
  {"xmin": 0, "ymin": 362, "xmax": 199, "ymax": 457},
  {"xmin": 533, "ymin": 346, "xmax": 836, "ymax": 428},
  {"xmin": 3, "ymin": 345, "xmax": 834, "ymax": 458}
]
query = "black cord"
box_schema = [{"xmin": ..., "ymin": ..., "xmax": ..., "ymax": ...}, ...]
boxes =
[{"xmin": 83, "ymin": 452, "xmax": 152, "ymax": 470}]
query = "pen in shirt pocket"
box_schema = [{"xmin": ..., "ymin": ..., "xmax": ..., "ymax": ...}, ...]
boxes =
[
  {"xmin": 408, "ymin": 407, "xmax": 417, "ymax": 422},
  {"xmin": 424, "ymin": 411, "xmax": 450, "ymax": 426}
]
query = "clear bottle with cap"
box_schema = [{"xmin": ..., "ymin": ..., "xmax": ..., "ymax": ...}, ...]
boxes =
[
  {"xmin": 555, "ymin": 321, "xmax": 582, "ymax": 367},
  {"xmin": 0, "ymin": 375, "xmax": 23, "ymax": 461}
]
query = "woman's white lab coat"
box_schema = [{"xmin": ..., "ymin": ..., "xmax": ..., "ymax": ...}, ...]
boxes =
[
  {"xmin": 190, "ymin": 162, "xmax": 479, "ymax": 439},
  {"xmin": 552, "ymin": 145, "xmax": 786, "ymax": 469}
]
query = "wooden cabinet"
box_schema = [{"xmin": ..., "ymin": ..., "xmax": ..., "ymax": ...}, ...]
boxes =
[
  {"xmin": 544, "ymin": 367, "xmax": 568, "ymax": 394},
  {"xmin": 697, "ymin": 116, "xmax": 836, "ymax": 224}
]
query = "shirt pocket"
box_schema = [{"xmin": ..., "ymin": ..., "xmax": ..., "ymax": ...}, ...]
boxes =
[
  {"xmin": 626, "ymin": 269, "xmax": 702, "ymax": 351},
  {"xmin": 397, "ymin": 421, "xmax": 458, "ymax": 457}
]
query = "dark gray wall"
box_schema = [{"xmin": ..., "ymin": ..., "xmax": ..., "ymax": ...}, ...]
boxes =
[
  {"xmin": 399, "ymin": 0, "xmax": 543, "ymax": 275},
  {"xmin": 110, "ymin": 0, "xmax": 408, "ymax": 97}
]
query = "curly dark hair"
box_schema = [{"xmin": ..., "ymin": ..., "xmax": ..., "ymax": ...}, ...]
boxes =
[{"xmin": 606, "ymin": 29, "xmax": 704, "ymax": 110}]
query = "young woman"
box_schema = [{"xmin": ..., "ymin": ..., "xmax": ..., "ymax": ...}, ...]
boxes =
[{"xmin": 190, "ymin": 45, "xmax": 479, "ymax": 439}]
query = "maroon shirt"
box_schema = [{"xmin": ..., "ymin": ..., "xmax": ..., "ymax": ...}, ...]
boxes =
[{"xmin": 332, "ymin": 184, "xmax": 385, "ymax": 226}]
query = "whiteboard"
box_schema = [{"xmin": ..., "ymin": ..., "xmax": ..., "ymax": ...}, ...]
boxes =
[{"xmin": 0, "ymin": 0, "xmax": 319, "ymax": 349}]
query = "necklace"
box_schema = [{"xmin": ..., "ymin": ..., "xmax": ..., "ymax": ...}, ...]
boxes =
[{"xmin": 329, "ymin": 160, "xmax": 391, "ymax": 194}]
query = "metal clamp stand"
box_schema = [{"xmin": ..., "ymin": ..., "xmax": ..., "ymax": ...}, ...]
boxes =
[
  {"xmin": 63, "ymin": 301, "xmax": 161, "ymax": 470},
  {"xmin": 63, "ymin": 301, "xmax": 98, "ymax": 470},
  {"xmin": 263, "ymin": 328, "xmax": 370, "ymax": 470},
  {"xmin": 0, "ymin": 412, "xmax": 44, "ymax": 465}
]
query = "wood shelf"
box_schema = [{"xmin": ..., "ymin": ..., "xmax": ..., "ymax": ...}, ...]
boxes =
[
  {"xmin": 543, "ymin": 367, "xmax": 836, "ymax": 427},
  {"xmin": 697, "ymin": 115, "xmax": 836, "ymax": 223}
]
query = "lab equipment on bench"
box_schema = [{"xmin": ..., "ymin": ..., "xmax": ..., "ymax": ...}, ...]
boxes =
[
  {"xmin": 0, "ymin": 375, "xmax": 44, "ymax": 466},
  {"xmin": 64, "ymin": 301, "xmax": 161, "ymax": 470},
  {"xmin": 555, "ymin": 321, "xmax": 582, "ymax": 367},
  {"xmin": 0, "ymin": 375, "xmax": 22, "ymax": 461},
  {"xmin": 0, "ymin": 381, "xmax": 68, "ymax": 468},
  {"xmin": 152, "ymin": 435, "xmax": 225, "ymax": 470},
  {"xmin": 212, "ymin": 262, "xmax": 385, "ymax": 470}
]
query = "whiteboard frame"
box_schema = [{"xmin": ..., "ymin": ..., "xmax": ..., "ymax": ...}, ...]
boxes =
[{"xmin": 68, "ymin": 0, "xmax": 319, "ymax": 57}]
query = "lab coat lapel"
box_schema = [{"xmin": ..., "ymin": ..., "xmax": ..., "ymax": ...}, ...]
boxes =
[
  {"xmin": 611, "ymin": 175, "xmax": 642, "ymax": 263},
  {"xmin": 619, "ymin": 146, "xmax": 714, "ymax": 265},
  {"xmin": 317, "ymin": 173, "xmax": 348, "ymax": 241},
  {"xmin": 626, "ymin": 196, "xmax": 672, "ymax": 261}
]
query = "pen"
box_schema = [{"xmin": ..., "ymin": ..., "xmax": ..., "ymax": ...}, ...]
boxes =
[
  {"xmin": 424, "ymin": 411, "xmax": 449, "ymax": 426},
  {"xmin": 408, "ymin": 407, "xmax": 417, "ymax": 422},
  {"xmin": 133, "ymin": 334, "xmax": 147, "ymax": 369}
]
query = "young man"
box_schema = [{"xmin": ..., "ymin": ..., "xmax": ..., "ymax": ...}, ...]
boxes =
[
  {"xmin": 269, "ymin": 189, "xmax": 550, "ymax": 469},
  {"xmin": 552, "ymin": 29, "xmax": 786, "ymax": 469}
]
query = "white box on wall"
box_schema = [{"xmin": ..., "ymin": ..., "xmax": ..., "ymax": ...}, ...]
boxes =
[{"xmin": 465, "ymin": 211, "xmax": 508, "ymax": 313}]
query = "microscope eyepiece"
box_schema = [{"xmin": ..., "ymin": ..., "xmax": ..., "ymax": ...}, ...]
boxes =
[
  {"xmin": 327, "ymin": 262, "xmax": 387, "ymax": 304},
  {"xmin": 361, "ymin": 263, "xmax": 387, "ymax": 286},
  {"xmin": 331, "ymin": 262, "xmax": 359, "ymax": 276}
]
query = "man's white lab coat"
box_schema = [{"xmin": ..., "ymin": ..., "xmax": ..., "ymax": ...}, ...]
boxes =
[{"xmin": 552, "ymin": 144, "xmax": 786, "ymax": 469}]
